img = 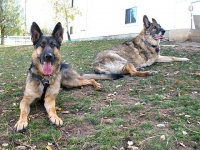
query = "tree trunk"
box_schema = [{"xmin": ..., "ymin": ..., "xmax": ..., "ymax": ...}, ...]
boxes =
[
  {"xmin": 67, "ymin": 31, "xmax": 71, "ymax": 41},
  {"xmin": 1, "ymin": 27, "xmax": 5, "ymax": 45},
  {"xmin": 66, "ymin": 18, "xmax": 71, "ymax": 41}
]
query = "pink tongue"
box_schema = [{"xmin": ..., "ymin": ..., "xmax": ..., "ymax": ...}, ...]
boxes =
[
  {"xmin": 155, "ymin": 35, "xmax": 163, "ymax": 39},
  {"xmin": 42, "ymin": 62, "xmax": 53, "ymax": 75}
]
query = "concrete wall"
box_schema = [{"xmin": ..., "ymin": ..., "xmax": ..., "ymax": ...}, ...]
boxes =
[{"xmin": 169, "ymin": 29, "xmax": 200, "ymax": 42}]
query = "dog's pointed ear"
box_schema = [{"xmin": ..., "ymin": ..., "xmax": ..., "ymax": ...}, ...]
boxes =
[
  {"xmin": 52, "ymin": 22, "xmax": 63, "ymax": 44},
  {"xmin": 152, "ymin": 18, "xmax": 157, "ymax": 24},
  {"xmin": 31, "ymin": 22, "xmax": 43, "ymax": 45},
  {"xmin": 143, "ymin": 15, "xmax": 150, "ymax": 28}
]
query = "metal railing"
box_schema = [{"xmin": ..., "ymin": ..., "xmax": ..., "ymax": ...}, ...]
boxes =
[{"xmin": 0, "ymin": 36, "xmax": 32, "ymax": 45}]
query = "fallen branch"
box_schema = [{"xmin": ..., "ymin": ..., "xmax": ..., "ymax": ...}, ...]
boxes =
[{"xmin": 14, "ymin": 140, "xmax": 36, "ymax": 149}]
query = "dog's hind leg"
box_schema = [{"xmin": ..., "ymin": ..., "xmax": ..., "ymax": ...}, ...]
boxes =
[
  {"xmin": 155, "ymin": 55, "xmax": 189, "ymax": 62},
  {"xmin": 122, "ymin": 63, "xmax": 157, "ymax": 77},
  {"xmin": 61, "ymin": 64, "xmax": 101, "ymax": 90},
  {"xmin": 62, "ymin": 76, "xmax": 101, "ymax": 90}
]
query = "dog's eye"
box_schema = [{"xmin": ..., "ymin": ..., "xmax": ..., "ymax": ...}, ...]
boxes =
[
  {"xmin": 50, "ymin": 43, "xmax": 56, "ymax": 47},
  {"xmin": 153, "ymin": 26, "xmax": 157, "ymax": 29},
  {"xmin": 40, "ymin": 43, "xmax": 45, "ymax": 47}
]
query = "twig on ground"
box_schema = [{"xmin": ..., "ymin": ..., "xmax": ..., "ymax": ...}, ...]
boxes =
[
  {"xmin": 14, "ymin": 140, "xmax": 36, "ymax": 149},
  {"xmin": 164, "ymin": 130, "xmax": 179, "ymax": 146},
  {"xmin": 184, "ymin": 124, "xmax": 200, "ymax": 134},
  {"xmin": 140, "ymin": 135, "xmax": 160, "ymax": 146},
  {"xmin": 52, "ymin": 134, "xmax": 61, "ymax": 150}
]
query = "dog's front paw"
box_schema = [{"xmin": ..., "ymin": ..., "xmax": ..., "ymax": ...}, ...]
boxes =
[
  {"xmin": 149, "ymin": 71, "xmax": 158, "ymax": 76},
  {"xmin": 49, "ymin": 115, "xmax": 63, "ymax": 126},
  {"xmin": 14, "ymin": 120, "xmax": 28, "ymax": 132}
]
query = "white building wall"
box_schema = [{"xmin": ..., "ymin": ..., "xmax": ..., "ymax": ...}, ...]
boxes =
[{"xmin": 70, "ymin": 0, "xmax": 199, "ymax": 40}]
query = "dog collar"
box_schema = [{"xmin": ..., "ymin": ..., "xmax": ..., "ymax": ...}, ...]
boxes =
[
  {"xmin": 143, "ymin": 39, "xmax": 160, "ymax": 53},
  {"xmin": 28, "ymin": 68, "xmax": 53, "ymax": 101}
]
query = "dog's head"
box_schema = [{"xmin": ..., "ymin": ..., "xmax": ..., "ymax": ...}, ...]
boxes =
[
  {"xmin": 143, "ymin": 15, "xmax": 165, "ymax": 46},
  {"xmin": 31, "ymin": 22, "xmax": 63, "ymax": 76}
]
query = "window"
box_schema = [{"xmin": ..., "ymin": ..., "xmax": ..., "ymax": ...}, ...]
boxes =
[
  {"xmin": 125, "ymin": 7, "xmax": 137, "ymax": 24},
  {"xmin": 70, "ymin": 26, "xmax": 73, "ymax": 34}
]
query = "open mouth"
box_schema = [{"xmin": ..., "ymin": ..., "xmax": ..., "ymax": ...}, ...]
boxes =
[
  {"xmin": 154, "ymin": 34, "xmax": 164, "ymax": 40},
  {"xmin": 42, "ymin": 61, "xmax": 53, "ymax": 75}
]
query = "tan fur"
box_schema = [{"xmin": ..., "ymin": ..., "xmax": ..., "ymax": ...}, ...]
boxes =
[
  {"xmin": 92, "ymin": 15, "xmax": 189, "ymax": 77},
  {"xmin": 14, "ymin": 22, "xmax": 101, "ymax": 132},
  {"xmin": 15, "ymin": 53, "xmax": 101, "ymax": 132}
]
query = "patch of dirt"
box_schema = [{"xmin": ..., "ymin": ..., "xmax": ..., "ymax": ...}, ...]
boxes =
[
  {"xmin": 161, "ymin": 41, "xmax": 200, "ymax": 51},
  {"xmin": 60, "ymin": 122, "xmax": 96, "ymax": 138}
]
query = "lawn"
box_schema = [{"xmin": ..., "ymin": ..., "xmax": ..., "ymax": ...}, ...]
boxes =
[{"xmin": 0, "ymin": 39, "xmax": 200, "ymax": 150}]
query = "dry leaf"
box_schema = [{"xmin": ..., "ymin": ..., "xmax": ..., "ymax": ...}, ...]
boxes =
[
  {"xmin": 46, "ymin": 145, "xmax": 52, "ymax": 150},
  {"xmin": 182, "ymin": 131, "xmax": 188, "ymax": 135},
  {"xmin": 160, "ymin": 135, "xmax": 166, "ymax": 141},
  {"xmin": 187, "ymin": 120, "xmax": 191, "ymax": 124},
  {"xmin": 61, "ymin": 111, "xmax": 70, "ymax": 114},
  {"xmin": 127, "ymin": 141, "xmax": 133, "ymax": 146},
  {"xmin": 156, "ymin": 124, "xmax": 165, "ymax": 127},
  {"xmin": 111, "ymin": 146, "xmax": 118, "ymax": 150},
  {"xmin": 185, "ymin": 115, "xmax": 191, "ymax": 118},
  {"xmin": 135, "ymin": 102, "xmax": 141, "ymax": 106},
  {"xmin": 127, "ymin": 146, "xmax": 139, "ymax": 150},
  {"xmin": 179, "ymin": 142, "xmax": 186, "ymax": 147},
  {"xmin": 101, "ymin": 117, "xmax": 113, "ymax": 124},
  {"xmin": 192, "ymin": 91, "xmax": 198, "ymax": 94},
  {"xmin": 15, "ymin": 146, "xmax": 26, "ymax": 149},
  {"xmin": 55, "ymin": 107, "xmax": 62, "ymax": 111},
  {"xmin": 173, "ymin": 71, "xmax": 179, "ymax": 75},
  {"xmin": 2, "ymin": 143, "xmax": 8, "ymax": 147},
  {"xmin": 116, "ymin": 85, "xmax": 122, "ymax": 88}
]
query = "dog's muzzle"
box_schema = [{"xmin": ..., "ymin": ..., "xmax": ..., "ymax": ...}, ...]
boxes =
[
  {"xmin": 44, "ymin": 52, "xmax": 54, "ymax": 62},
  {"xmin": 41, "ymin": 51, "xmax": 55, "ymax": 75}
]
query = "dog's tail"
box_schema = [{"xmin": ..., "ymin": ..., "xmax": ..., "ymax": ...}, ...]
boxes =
[{"xmin": 82, "ymin": 74, "xmax": 124, "ymax": 80}]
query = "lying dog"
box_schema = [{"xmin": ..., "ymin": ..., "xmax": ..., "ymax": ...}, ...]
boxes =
[
  {"xmin": 86, "ymin": 15, "xmax": 189, "ymax": 78},
  {"xmin": 14, "ymin": 22, "xmax": 105, "ymax": 132}
]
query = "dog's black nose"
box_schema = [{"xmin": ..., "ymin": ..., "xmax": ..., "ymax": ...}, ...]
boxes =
[
  {"xmin": 161, "ymin": 28, "xmax": 165, "ymax": 35},
  {"xmin": 45, "ymin": 53, "xmax": 53, "ymax": 60}
]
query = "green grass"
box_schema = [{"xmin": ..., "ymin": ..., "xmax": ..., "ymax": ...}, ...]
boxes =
[{"xmin": 0, "ymin": 40, "xmax": 200, "ymax": 149}]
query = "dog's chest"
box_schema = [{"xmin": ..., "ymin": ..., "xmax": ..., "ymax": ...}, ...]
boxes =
[
  {"xmin": 30, "ymin": 73, "xmax": 62, "ymax": 97},
  {"xmin": 45, "ymin": 73, "xmax": 62, "ymax": 96}
]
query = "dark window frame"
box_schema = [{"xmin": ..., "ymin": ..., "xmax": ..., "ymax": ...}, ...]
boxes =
[{"xmin": 125, "ymin": 7, "xmax": 137, "ymax": 24}]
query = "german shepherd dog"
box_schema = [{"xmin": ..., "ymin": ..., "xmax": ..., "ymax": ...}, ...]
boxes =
[
  {"xmin": 14, "ymin": 22, "xmax": 105, "ymax": 132},
  {"xmin": 85, "ymin": 15, "xmax": 189, "ymax": 78}
]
